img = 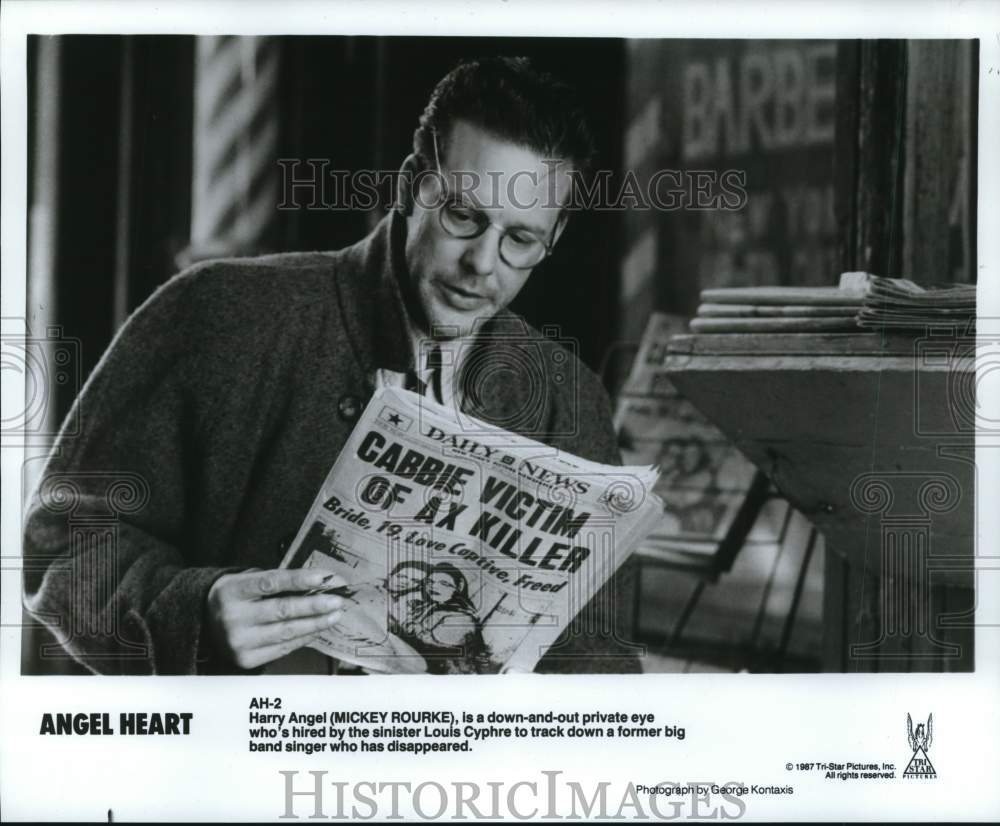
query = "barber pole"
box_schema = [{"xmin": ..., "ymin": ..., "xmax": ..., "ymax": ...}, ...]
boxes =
[{"xmin": 188, "ymin": 36, "xmax": 280, "ymax": 260}]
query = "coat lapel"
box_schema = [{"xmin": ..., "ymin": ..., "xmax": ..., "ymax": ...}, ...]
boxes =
[{"xmin": 333, "ymin": 210, "xmax": 414, "ymax": 383}]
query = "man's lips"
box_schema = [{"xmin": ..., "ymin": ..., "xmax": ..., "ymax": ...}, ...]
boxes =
[{"xmin": 438, "ymin": 282, "xmax": 491, "ymax": 310}]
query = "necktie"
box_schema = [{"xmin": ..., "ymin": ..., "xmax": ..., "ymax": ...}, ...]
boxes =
[
  {"xmin": 426, "ymin": 345, "xmax": 444, "ymax": 405},
  {"xmin": 404, "ymin": 370, "xmax": 426, "ymax": 396},
  {"xmin": 406, "ymin": 345, "xmax": 444, "ymax": 405}
]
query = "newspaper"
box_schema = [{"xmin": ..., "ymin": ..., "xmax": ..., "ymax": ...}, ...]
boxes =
[
  {"xmin": 857, "ymin": 275, "xmax": 976, "ymax": 329},
  {"xmin": 278, "ymin": 387, "xmax": 662, "ymax": 674}
]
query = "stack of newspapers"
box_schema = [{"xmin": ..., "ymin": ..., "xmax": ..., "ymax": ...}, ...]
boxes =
[
  {"xmin": 688, "ymin": 272, "xmax": 976, "ymax": 334},
  {"xmin": 280, "ymin": 387, "xmax": 663, "ymax": 674},
  {"xmin": 857, "ymin": 276, "xmax": 976, "ymax": 330},
  {"xmin": 688, "ymin": 272, "xmax": 869, "ymax": 334}
]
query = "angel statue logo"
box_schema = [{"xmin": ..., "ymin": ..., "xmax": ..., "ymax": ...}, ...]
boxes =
[{"xmin": 903, "ymin": 713, "xmax": 936, "ymax": 779}]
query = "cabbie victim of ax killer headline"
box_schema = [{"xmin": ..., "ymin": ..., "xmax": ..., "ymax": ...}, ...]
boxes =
[{"xmin": 322, "ymin": 427, "xmax": 602, "ymax": 589}]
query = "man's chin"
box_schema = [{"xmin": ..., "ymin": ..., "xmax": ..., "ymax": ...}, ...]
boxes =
[{"xmin": 425, "ymin": 307, "xmax": 494, "ymax": 340}]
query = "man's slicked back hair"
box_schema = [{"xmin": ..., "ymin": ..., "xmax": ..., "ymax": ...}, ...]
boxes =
[{"xmin": 414, "ymin": 56, "xmax": 597, "ymax": 177}]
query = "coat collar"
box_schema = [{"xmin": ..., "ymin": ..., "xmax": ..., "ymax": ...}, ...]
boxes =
[{"xmin": 334, "ymin": 209, "xmax": 414, "ymax": 377}]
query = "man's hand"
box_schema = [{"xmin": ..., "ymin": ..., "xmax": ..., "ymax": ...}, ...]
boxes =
[{"xmin": 206, "ymin": 569, "xmax": 346, "ymax": 670}]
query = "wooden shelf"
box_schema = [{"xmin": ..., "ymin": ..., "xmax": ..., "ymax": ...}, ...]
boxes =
[{"xmin": 663, "ymin": 330, "xmax": 975, "ymax": 672}]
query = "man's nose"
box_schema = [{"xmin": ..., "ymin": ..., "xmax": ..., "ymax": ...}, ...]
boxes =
[{"xmin": 460, "ymin": 226, "xmax": 501, "ymax": 277}]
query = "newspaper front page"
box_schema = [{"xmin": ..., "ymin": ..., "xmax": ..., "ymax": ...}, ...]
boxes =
[{"xmin": 279, "ymin": 387, "xmax": 662, "ymax": 674}]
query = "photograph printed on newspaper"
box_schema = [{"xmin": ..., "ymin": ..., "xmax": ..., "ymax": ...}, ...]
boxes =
[{"xmin": 279, "ymin": 387, "xmax": 661, "ymax": 674}]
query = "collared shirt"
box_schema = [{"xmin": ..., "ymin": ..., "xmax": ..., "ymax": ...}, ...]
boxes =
[{"xmin": 374, "ymin": 305, "xmax": 468, "ymax": 411}]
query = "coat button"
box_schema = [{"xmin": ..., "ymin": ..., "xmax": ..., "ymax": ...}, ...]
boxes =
[{"xmin": 337, "ymin": 395, "xmax": 361, "ymax": 422}]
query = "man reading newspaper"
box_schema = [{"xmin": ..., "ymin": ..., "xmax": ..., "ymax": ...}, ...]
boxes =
[
  {"xmin": 277, "ymin": 387, "xmax": 660, "ymax": 674},
  {"xmin": 24, "ymin": 57, "xmax": 647, "ymax": 675}
]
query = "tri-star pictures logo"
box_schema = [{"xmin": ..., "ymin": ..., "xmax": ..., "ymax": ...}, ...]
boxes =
[
  {"xmin": 903, "ymin": 713, "xmax": 936, "ymax": 779},
  {"xmin": 378, "ymin": 405, "xmax": 412, "ymax": 432}
]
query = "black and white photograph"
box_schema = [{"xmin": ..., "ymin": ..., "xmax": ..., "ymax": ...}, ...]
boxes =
[{"xmin": 1, "ymin": 0, "xmax": 998, "ymax": 821}]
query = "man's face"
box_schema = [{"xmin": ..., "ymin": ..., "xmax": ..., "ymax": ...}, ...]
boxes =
[
  {"xmin": 388, "ymin": 568, "xmax": 423, "ymax": 593},
  {"xmin": 404, "ymin": 120, "xmax": 572, "ymax": 339}
]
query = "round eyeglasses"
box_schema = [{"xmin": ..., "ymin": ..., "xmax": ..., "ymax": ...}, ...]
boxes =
[
  {"xmin": 437, "ymin": 202, "xmax": 551, "ymax": 269},
  {"xmin": 429, "ymin": 129, "xmax": 554, "ymax": 270}
]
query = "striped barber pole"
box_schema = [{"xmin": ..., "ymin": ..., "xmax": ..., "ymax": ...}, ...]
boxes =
[{"xmin": 188, "ymin": 36, "xmax": 281, "ymax": 261}]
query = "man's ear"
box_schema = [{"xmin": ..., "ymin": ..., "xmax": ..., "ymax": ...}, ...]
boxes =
[{"xmin": 396, "ymin": 153, "xmax": 421, "ymax": 216}]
